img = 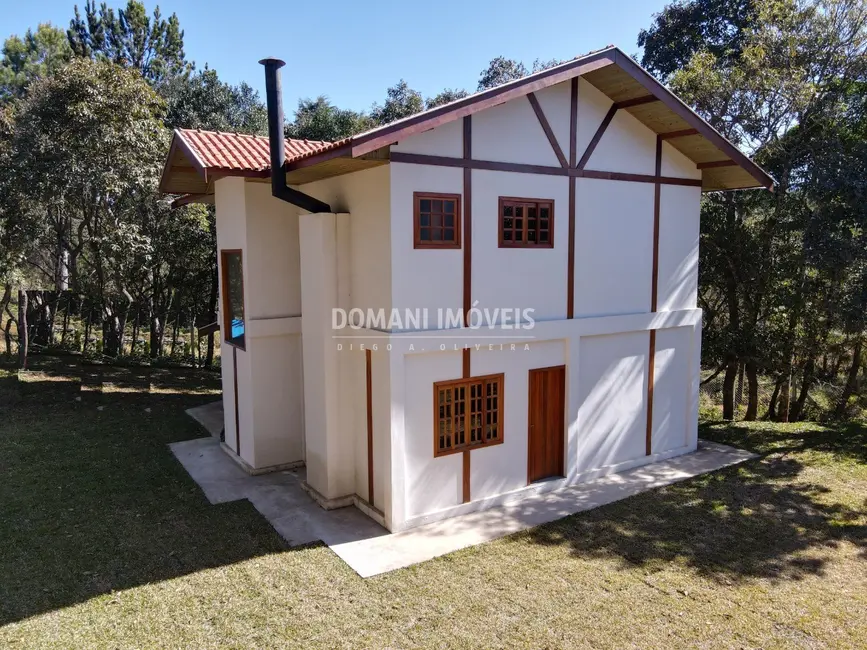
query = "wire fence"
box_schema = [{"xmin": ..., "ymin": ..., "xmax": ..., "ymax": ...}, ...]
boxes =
[{"xmin": 699, "ymin": 367, "xmax": 850, "ymax": 421}]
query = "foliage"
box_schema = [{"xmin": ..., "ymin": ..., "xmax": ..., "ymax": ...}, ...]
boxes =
[
  {"xmin": 477, "ymin": 56, "xmax": 528, "ymax": 90},
  {"xmin": 370, "ymin": 79, "xmax": 425, "ymax": 125},
  {"xmin": 425, "ymin": 88, "xmax": 469, "ymax": 109},
  {"xmin": 650, "ymin": 0, "xmax": 867, "ymax": 420},
  {"xmin": 0, "ymin": 24, "xmax": 73, "ymax": 102},
  {"xmin": 163, "ymin": 67, "xmax": 267, "ymax": 133},
  {"xmin": 285, "ymin": 95, "xmax": 373, "ymax": 141},
  {"xmin": 639, "ymin": 0, "xmax": 758, "ymax": 80},
  {"xmin": 67, "ymin": 0, "xmax": 191, "ymax": 85}
]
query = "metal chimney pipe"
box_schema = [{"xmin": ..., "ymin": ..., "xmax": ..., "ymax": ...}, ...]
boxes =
[
  {"xmin": 259, "ymin": 57, "xmax": 287, "ymax": 198},
  {"xmin": 258, "ymin": 57, "xmax": 331, "ymax": 213}
]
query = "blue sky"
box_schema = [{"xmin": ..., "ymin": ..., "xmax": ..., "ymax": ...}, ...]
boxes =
[{"xmin": 3, "ymin": 0, "xmax": 666, "ymax": 114}]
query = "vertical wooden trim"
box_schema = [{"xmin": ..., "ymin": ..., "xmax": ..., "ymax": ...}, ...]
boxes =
[
  {"xmin": 567, "ymin": 78, "xmax": 578, "ymax": 319},
  {"xmin": 569, "ymin": 78, "xmax": 578, "ymax": 168},
  {"xmin": 366, "ymin": 348, "xmax": 374, "ymax": 506},
  {"xmin": 527, "ymin": 92, "xmax": 568, "ymax": 168},
  {"xmin": 646, "ymin": 330, "xmax": 656, "ymax": 456},
  {"xmin": 232, "ymin": 346, "xmax": 240, "ymax": 455},
  {"xmin": 462, "ymin": 115, "xmax": 472, "ymax": 504},
  {"xmin": 462, "ymin": 116, "xmax": 472, "ymax": 327},
  {"xmin": 462, "ymin": 450, "xmax": 471, "ymax": 503},
  {"xmin": 651, "ymin": 135, "xmax": 662, "ymax": 312},
  {"xmin": 646, "ymin": 135, "xmax": 663, "ymax": 457}
]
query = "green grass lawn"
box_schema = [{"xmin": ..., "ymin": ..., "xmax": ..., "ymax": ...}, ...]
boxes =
[{"xmin": 1, "ymin": 357, "xmax": 865, "ymax": 649}]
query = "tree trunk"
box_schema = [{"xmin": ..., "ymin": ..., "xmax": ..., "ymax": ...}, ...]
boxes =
[
  {"xmin": 170, "ymin": 311, "xmax": 180, "ymax": 357},
  {"xmin": 735, "ymin": 363, "xmax": 745, "ymax": 409},
  {"xmin": 766, "ymin": 376, "xmax": 784, "ymax": 420},
  {"xmin": 779, "ymin": 378, "xmax": 791, "ymax": 422},
  {"xmin": 722, "ymin": 359, "xmax": 738, "ymax": 420},
  {"xmin": 60, "ymin": 294, "xmax": 70, "ymax": 346},
  {"xmin": 0, "ymin": 286, "xmax": 11, "ymax": 345},
  {"xmin": 791, "ymin": 358, "xmax": 815, "ymax": 421},
  {"xmin": 190, "ymin": 316, "xmax": 197, "ymax": 367},
  {"xmin": 205, "ymin": 262, "xmax": 218, "ymax": 369},
  {"xmin": 4, "ymin": 318, "xmax": 13, "ymax": 356},
  {"xmin": 131, "ymin": 309, "xmax": 140, "ymax": 355},
  {"xmin": 834, "ymin": 338, "xmax": 863, "ymax": 420},
  {"xmin": 744, "ymin": 361, "xmax": 759, "ymax": 421},
  {"xmin": 17, "ymin": 288, "xmax": 29, "ymax": 369},
  {"xmin": 83, "ymin": 304, "xmax": 92, "ymax": 352}
]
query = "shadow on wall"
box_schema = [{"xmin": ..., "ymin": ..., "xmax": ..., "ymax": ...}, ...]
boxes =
[
  {"xmin": 527, "ymin": 421, "xmax": 867, "ymax": 583},
  {"xmin": 0, "ymin": 356, "xmax": 299, "ymax": 626}
]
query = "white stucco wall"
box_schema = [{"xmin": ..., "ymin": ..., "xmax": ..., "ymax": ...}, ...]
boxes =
[
  {"xmin": 381, "ymin": 75, "xmax": 705, "ymax": 529},
  {"xmin": 214, "ymin": 177, "xmax": 254, "ymax": 462},
  {"xmin": 208, "ymin": 71, "xmax": 708, "ymax": 530},
  {"xmin": 473, "ymin": 171, "xmax": 569, "ymax": 322},
  {"xmin": 390, "ymin": 162, "xmax": 463, "ymax": 323},
  {"xmin": 575, "ymin": 331, "xmax": 649, "ymax": 472},
  {"xmin": 213, "ymin": 177, "xmax": 305, "ymax": 470},
  {"xmin": 657, "ymin": 185, "xmax": 701, "ymax": 312},
  {"xmin": 573, "ymin": 178, "xmax": 655, "ymax": 318}
]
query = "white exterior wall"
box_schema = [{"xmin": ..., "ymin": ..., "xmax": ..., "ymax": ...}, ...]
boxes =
[
  {"xmin": 214, "ymin": 178, "xmax": 305, "ymax": 470},
  {"xmin": 382, "ymin": 77, "xmax": 704, "ymax": 530},
  {"xmin": 297, "ymin": 166, "xmax": 393, "ymax": 511},
  {"xmin": 210, "ymin": 74, "xmax": 708, "ymax": 532}
]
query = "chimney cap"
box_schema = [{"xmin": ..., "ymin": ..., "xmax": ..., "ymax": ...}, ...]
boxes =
[{"xmin": 258, "ymin": 57, "xmax": 286, "ymax": 68}]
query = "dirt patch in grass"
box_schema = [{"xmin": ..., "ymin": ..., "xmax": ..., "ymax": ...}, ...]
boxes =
[{"xmin": 1, "ymin": 358, "xmax": 865, "ymax": 648}]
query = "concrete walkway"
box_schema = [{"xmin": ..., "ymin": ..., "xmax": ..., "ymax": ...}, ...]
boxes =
[
  {"xmin": 170, "ymin": 436, "xmax": 755, "ymax": 577},
  {"xmin": 185, "ymin": 401, "xmax": 224, "ymax": 438}
]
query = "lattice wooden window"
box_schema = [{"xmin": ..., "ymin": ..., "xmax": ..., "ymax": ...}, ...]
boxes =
[
  {"xmin": 414, "ymin": 192, "xmax": 461, "ymax": 249},
  {"xmin": 499, "ymin": 197, "xmax": 554, "ymax": 248},
  {"xmin": 434, "ymin": 374, "xmax": 503, "ymax": 457}
]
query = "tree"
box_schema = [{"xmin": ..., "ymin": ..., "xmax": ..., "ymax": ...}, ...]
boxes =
[
  {"xmin": 477, "ymin": 56, "xmax": 528, "ymax": 90},
  {"xmin": 68, "ymin": 0, "xmax": 191, "ymax": 85},
  {"xmin": 639, "ymin": 0, "xmax": 758, "ymax": 80},
  {"xmin": 643, "ymin": 0, "xmax": 867, "ymax": 420},
  {"xmin": 163, "ymin": 67, "xmax": 266, "ymax": 133},
  {"xmin": 370, "ymin": 80, "xmax": 424, "ymax": 125},
  {"xmin": 6, "ymin": 58, "xmax": 167, "ymax": 357},
  {"xmin": 425, "ymin": 88, "xmax": 469, "ymax": 109},
  {"xmin": 0, "ymin": 24, "xmax": 72, "ymax": 101},
  {"xmin": 285, "ymin": 96, "xmax": 373, "ymax": 141}
]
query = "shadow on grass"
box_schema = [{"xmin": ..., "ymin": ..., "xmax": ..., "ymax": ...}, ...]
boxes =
[
  {"xmin": 0, "ymin": 356, "xmax": 291, "ymax": 626},
  {"xmin": 528, "ymin": 421, "xmax": 867, "ymax": 583}
]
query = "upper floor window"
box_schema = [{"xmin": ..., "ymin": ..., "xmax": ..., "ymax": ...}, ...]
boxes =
[
  {"xmin": 434, "ymin": 373, "xmax": 503, "ymax": 457},
  {"xmin": 499, "ymin": 197, "xmax": 554, "ymax": 248},
  {"xmin": 414, "ymin": 192, "xmax": 461, "ymax": 249},
  {"xmin": 220, "ymin": 249, "xmax": 246, "ymax": 349}
]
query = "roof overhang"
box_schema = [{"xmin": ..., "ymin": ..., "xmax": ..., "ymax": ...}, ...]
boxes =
[
  {"xmin": 282, "ymin": 47, "xmax": 773, "ymax": 192},
  {"xmin": 159, "ymin": 45, "xmax": 773, "ymax": 203}
]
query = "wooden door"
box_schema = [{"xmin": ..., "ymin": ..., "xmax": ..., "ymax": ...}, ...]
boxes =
[{"xmin": 527, "ymin": 365, "xmax": 566, "ymax": 483}]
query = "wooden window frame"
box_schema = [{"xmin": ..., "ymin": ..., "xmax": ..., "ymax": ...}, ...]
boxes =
[
  {"xmin": 498, "ymin": 196, "xmax": 555, "ymax": 248},
  {"xmin": 413, "ymin": 192, "xmax": 462, "ymax": 249},
  {"xmin": 433, "ymin": 373, "xmax": 504, "ymax": 458},
  {"xmin": 220, "ymin": 249, "xmax": 246, "ymax": 351}
]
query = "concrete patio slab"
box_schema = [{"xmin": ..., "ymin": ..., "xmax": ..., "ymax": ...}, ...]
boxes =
[
  {"xmin": 185, "ymin": 400, "xmax": 225, "ymax": 438},
  {"xmin": 169, "ymin": 437, "xmax": 388, "ymax": 547},
  {"xmin": 332, "ymin": 440, "xmax": 756, "ymax": 576},
  {"xmin": 170, "ymin": 437, "xmax": 755, "ymax": 577}
]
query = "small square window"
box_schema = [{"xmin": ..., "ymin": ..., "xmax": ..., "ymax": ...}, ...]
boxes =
[
  {"xmin": 414, "ymin": 193, "xmax": 461, "ymax": 249},
  {"xmin": 434, "ymin": 374, "xmax": 504, "ymax": 456},
  {"xmin": 499, "ymin": 198, "xmax": 554, "ymax": 248}
]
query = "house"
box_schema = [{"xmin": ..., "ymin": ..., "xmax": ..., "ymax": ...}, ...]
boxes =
[{"xmin": 158, "ymin": 46, "xmax": 772, "ymax": 533}]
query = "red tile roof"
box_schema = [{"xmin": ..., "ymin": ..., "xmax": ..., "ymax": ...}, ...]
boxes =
[{"xmin": 175, "ymin": 128, "xmax": 342, "ymax": 173}]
